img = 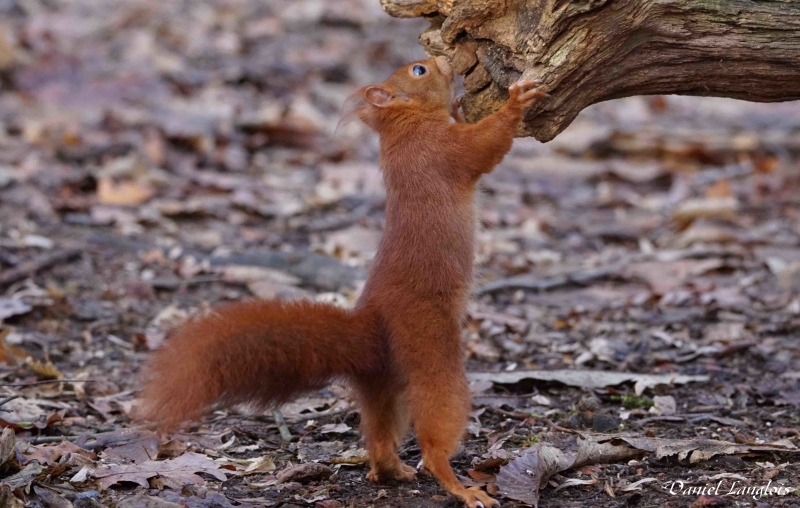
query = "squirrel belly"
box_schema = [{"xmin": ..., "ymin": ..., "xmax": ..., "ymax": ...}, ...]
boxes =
[{"xmin": 136, "ymin": 299, "xmax": 383, "ymax": 431}]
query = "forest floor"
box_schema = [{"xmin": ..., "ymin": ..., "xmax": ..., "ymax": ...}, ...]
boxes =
[{"xmin": 0, "ymin": 1, "xmax": 799, "ymax": 507}]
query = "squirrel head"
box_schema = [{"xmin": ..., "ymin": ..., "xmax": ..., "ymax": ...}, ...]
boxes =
[{"xmin": 341, "ymin": 57, "xmax": 454, "ymax": 132}]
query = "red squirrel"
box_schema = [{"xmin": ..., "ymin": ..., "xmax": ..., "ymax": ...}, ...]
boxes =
[{"xmin": 137, "ymin": 56, "xmax": 546, "ymax": 508}]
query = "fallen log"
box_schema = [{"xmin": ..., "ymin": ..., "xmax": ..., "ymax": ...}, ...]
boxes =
[{"xmin": 381, "ymin": 0, "xmax": 800, "ymax": 141}]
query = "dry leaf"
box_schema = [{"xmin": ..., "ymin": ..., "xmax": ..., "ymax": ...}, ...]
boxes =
[
  {"xmin": 705, "ymin": 179, "xmax": 732, "ymax": 199},
  {"xmin": 26, "ymin": 357, "xmax": 63, "ymax": 379},
  {"xmin": 91, "ymin": 452, "xmax": 227, "ymax": 490},
  {"xmin": 554, "ymin": 478, "xmax": 599, "ymax": 492},
  {"xmin": 495, "ymin": 443, "xmax": 569, "ymax": 506},
  {"xmin": 276, "ymin": 463, "xmax": 333, "ymax": 484},
  {"xmin": 157, "ymin": 439, "xmax": 188, "ymax": 459},
  {"xmin": 624, "ymin": 259, "xmax": 724, "ymax": 295},
  {"xmin": 319, "ymin": 423, "xmax": 351, "ymax": 434},
  {"xmin": 673, "ymin": 197, "xmax": 738, "ymax": 222},
  {"xmin": 16, "ymin": 439, "xmax": 97, "ymax": 466},
  {"xmin": 34, "ymin": 485, "xmax": 76, "ymax": 508},
  {"xmin": 0, "ymin": 332, "xmax": 63, "ymax": 379},
  {"xmin": 0, "ymin": 427, "xmax": 15, "ymax": 465},
  {"xmin": 220, "ymin": 265, "xmax": 301, "ymax": 285},
  {"xmin": 0, "ymin": 462, "xmax": 43, "ymax": 491},
  {"xmin": 651, "ymin": 395, "xmax": 677, "ymax": 416},
  {"xmin": 0, "ymin": 398, "xmax": 51, "ymax": 429},
  {"xmin": 468, "ymin": 370, "xmax": 709, "ymax": 396},
  {"xmin": 97, "ymin": 177, "xmax": 153, "ymax": 206},
  {"xmin": 0, "ymin": 299, "xmax": 32, "ymax": 321},
  {"xmin": 597, "ymin": 435, "xmax": 798, "ymax": 463},
  {"xmin": 244, "ymin": 456, "xmax": 276, "ymax": 475},
  {"xmin": 620, "ymin": 478, "xmax": 658, "ymax": 492},
  {"xmin": 100, "ymin": 431, "xmax": 160, "ymax": 464}
]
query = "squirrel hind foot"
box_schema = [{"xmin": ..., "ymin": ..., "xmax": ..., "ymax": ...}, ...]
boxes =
[
  {"xmin": 457, "ymin": 487, "xmax": 499, "ymax": 508},
  {"xmin": 367, "ymin": 463, "xmax": 417, "ymax": 483}
]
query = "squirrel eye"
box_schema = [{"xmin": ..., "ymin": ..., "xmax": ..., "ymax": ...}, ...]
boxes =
[{"xmin": 412, "ymin": 65, "xmax": 427, "ymax": 76}]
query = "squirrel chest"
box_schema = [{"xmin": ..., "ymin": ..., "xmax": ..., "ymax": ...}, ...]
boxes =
[{"xmin": 369, "ymin": 139, "xmax": 478, "ymax": 297}]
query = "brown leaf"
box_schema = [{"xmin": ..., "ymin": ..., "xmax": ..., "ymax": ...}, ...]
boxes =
[
  {"xmin": 0, "ymin": 462, "xmax": 43, "ymax": 491},
  {"xmin": 16, "ymin": 438, "xmax": 97, "ymax": 467},
  {"xmin": 623, "ymin": 259, "xmax": 725, "ymax": 295},
  {"xmin": 26, "ymin": 358, "xmax": 63, "ymax": 380},
  {"xmin": 0, "ymin": 398, "xmax": 51, "ymax": 430},
  {"xmin": 0, "ymin": 492, "xmax": 23, "ymax": 508},
  {"xmin": 599, "ymin": 435, "xmax": 798, "ymax": 463},
  {"xmin": 244, "ymin": 455, "xmax": 277, "ymax": 475},
  {"xmin": 495, "ymin": 443, "xmax": 570, "ymax": 507},
  {"xmin": 467, "ymin": 469, "xmax": 496, "ymax": 483},
  {"xmin": 673, "ymin": 197, "xmax": 738, "ymax": 222},
  {"xmin": 157, "ymin": 439, "xmax": 188, "ymax": 459},
  {"xmin": 97, "ymin": 177, "xmax": 153, "ymax": 206},
  {"xmin": 0, "ymin": 427, "xmax": 14, "ymax": 466},
  {"xmin": 90, "ymin": 429, "xmax": 161, "ymax": 464},
  {"xmin": 91, "ymin": 452, "xmax": 227, "ymax": 490},
  {"xmin": 705, "ymin": 179, "xmax": 732, "ymax": 199},
  {"xmin": 101, "ymin": 433, "xmax": 160, "ymax": 464},
  {"xmin": 276, "ymin": 463, "xmax": 333, "ymax": 484},
  {"xmin": 0, "ymin": 332, "xmax": 63, "ymax": 380},
  {"xmin": 33, "ymin": 486, "xmax": 74, "ymax": 508}
]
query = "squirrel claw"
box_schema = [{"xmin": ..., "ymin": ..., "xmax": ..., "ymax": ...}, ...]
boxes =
[
  {"xmin": 459, "ymin": 487, "xmax": 499, "ymax": 508},
  {"xmin": 508, "ymin": 79, "xmax": 548, "ymax": 110},
  {"xmin": 451, "ymin": 94, "xmax": 466, "ymax": 123}
]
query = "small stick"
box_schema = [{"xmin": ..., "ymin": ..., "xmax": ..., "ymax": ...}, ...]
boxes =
[
  {"xmin": 0, "ymin": 247, "xmax": 82, "ymax": 288},
  {"xmin": 272, "ymin": 410, "xmax": 292, "ymax": 443},
  {"xmin": 286, "ymin": 406, "xmax": 348, "ymax": 423},
  {"xmin": 0, "ymin": 379, "xmax": 95, "ymax": 387},
  {"xmin": 25, "ymin": 435, "xmax": 80, "ymax": 445},
  {"xmin": 0, "ymin": 395, "xmax": 20, "ymax": 409},
  {"xmin": 542, "ymin": 418, "xmax": 584, "ymax": 436}
]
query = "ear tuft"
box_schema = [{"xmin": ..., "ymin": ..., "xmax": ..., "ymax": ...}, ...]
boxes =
[{"xmin": 364, "ymin": 86, "xmax": 393, "ymax": 108}]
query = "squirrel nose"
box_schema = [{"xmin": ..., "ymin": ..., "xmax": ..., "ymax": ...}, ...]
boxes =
[{"xmin": 434, "ymin": 56, "xmax": 453, "ymax": 81}]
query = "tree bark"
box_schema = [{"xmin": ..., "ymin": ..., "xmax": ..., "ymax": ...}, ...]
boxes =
[{"xmin": 381, "ymin": 0, "xmax": 800, "ymax": 141}]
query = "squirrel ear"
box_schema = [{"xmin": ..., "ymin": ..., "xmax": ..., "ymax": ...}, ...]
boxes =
[{"xmin": 364, "ymin": 86, "xmax": 393, "ymax": 107}]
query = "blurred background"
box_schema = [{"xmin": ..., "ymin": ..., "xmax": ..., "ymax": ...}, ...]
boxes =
[{"xmin": 0, "ymin": 0, "xmax": 799, "ymax": 506}]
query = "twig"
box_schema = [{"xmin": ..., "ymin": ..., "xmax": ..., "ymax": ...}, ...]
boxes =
[
  {"xmin": 0, "ymin": 395, "xmax": 20, "ymax": 409},
  {"xmin": 542, "ymin": 418, "xmax": 584, "ymax": 436},
  {"xmin": 272, "ymin": 410, "xmax": 292, "ymax": 443},
  {"xmin": 304, "ymin": 198, "xmax": 385, "ymax": 232},
  {"xmin": 286, "ymin": 406, "xmax": 349, "ymax": 423},
  {"xmin": 149, "ymin": 275, "xmax": 223, "ymax": 290},
  {"xmin": 483, "ymin": 406, "xmax": 531, "ymax": 421},
  {"xmin": 0, "ymin": 379, "xmax": 95, "ymax": 387},
  {"xmin": 478, "ymin": 247, "xmax": 743, "ymax": 295},
  {"xmin": 479, "ymin": 261, "xmax": 629, "ymax": 295},
  {"xmin": 25, "ymin": 435, "xmax": 81, "ymax": 445},
  {"xmin": 0, "ymin": 247, "xmax": 82, "ymax": 288}
]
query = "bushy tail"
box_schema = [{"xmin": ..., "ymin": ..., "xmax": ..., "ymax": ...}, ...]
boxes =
[{"xmin": 136, "ymin": 299, "xmax": 380, "ymax": 430}]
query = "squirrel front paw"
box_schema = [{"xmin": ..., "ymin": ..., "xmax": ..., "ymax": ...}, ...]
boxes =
[{"xmin": 507, "ymin": 79, "xmax": 548, "ymax": 110}]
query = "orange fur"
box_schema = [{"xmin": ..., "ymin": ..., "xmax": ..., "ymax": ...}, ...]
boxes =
[{"xmin": 137, "ymin": 56, "xmax": 547, "ymax": 508}]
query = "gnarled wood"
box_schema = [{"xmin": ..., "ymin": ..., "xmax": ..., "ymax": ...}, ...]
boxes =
[{"xmin": 382, "ymin": 0, "xmax": 800, "ymax": 141}]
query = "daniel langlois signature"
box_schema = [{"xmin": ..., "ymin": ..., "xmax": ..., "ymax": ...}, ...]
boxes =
[{"xmin": 663, "ymin": 479, "xmax": 797, "ymax": 500}]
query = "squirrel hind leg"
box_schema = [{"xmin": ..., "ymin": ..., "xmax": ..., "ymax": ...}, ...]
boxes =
[
  {"xmin": 353, "ymin": 375, "xmax": 414, "ymax": 483},
  {"xmin": 405, "ymin": 363, "xmax": 498, "ymax": 507}
]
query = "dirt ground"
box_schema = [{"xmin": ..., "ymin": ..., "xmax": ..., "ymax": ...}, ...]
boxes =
[{"xmin": 0, "ymin": 1, "xmax": 799, "ymax": 507}]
